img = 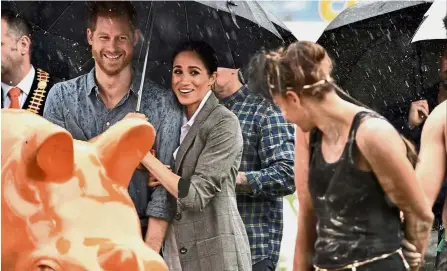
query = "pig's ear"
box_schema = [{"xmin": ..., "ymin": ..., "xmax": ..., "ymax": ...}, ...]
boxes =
[
  {"xmin": 24, "ymin": 127, "xmax": 74, "ymax": 182},
  {"xmin": 95, "ymin": 118, "xmax": 155, "ymax": 187}
]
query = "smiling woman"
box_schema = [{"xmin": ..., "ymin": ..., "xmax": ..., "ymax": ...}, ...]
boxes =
[
  {"xmin": 171, "ymin": 41, "xmax": 218, "ymax": 119},
  {"xmin": 139, "ymin": 40, "xmax": 252, "ymax": 271}
]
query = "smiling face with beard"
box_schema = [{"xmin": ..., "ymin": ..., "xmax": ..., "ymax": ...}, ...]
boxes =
[{"xmin": 87, "ymin": 15, "xmax": 138, "ymax": 76}]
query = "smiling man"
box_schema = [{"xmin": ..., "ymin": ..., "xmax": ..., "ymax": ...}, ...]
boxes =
[{"xmin": 43, "ymin": 1, "xmax": 182, "ymax": 253}]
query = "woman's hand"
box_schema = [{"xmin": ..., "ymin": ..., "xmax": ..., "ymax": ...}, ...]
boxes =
[
  {"xmin": 402, "ymin": 238, "xmax": 422, "ymax": 267},
  {"xmin": 142, "ymin": 151, "xmax": 173, "ymax": 188},
  {"xmin": 147, "ymin": 165, "xmax": 171, "ymax": 188}
]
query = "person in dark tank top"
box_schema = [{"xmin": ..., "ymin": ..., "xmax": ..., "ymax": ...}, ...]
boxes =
[{"xmin": 246, "ymin": 41, "xmax": 434, "ymax": 271}]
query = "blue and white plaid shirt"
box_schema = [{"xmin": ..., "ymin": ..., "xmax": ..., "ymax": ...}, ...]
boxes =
[{"xmin": 220, "ymin": 85, "xmax": 295, "ymax": 266}]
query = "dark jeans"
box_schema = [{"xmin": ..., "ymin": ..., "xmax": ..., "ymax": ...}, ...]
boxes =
[
  {"xmin": 141, "ymin": 226, "xmax": 147, "ymax": 239},
  {"xmin": 253, "ymin": 258, "xmax": 275, "ymax": 271}
]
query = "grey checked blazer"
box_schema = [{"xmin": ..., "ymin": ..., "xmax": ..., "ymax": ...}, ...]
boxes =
[{"xmin": 172, "ymin": 93, "xmax": 252, "ymax": 271}]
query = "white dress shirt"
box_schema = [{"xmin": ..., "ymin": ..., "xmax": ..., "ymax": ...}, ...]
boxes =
[
  {"xmin": 1, "ymin": 66, "xmax": 35, "ymax": 108},
  {"xmin": 173, "ymin": 90, "xmax": 213, "ymax": 160}
]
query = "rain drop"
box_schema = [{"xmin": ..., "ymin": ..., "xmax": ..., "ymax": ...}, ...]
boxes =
[{"xmin": 56, "ymin": 50, "xmax": 64, "ymax": 60}]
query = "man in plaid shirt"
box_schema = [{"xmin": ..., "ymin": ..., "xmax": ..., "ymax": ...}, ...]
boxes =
[{"xmin": 213, "ymin": 67, "xmax": 295, "ymax": 270}]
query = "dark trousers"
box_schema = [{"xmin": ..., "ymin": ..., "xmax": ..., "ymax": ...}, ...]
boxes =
[
  {"xmin": 253, "ymin": 258, "xmax": 275, "ymax": 271},
  {"xmin": 141, "ymin": 226, "xmax": 148, "ymax": 239}
]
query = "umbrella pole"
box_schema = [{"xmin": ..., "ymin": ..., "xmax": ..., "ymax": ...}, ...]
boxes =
[
  {"xmin": 136, "ymin": 3, "xmax": 156, "ymax": 112},
  {"xmin": 136, "ymin": 42, "xmax": 150, "ymax": 112}
]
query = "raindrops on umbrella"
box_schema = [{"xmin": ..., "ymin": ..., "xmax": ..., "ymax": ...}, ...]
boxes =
[
  {"xmin": 317, "ymin": 1, "xmax": 433, "ymax": 115},
  {"xmin": 56, "ymin": 50, "xmax": 64, "ymax": 61}
]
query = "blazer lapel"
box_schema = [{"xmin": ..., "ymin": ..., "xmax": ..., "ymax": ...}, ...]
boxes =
[{"xmin": 174, "ymin": 94, "xmax": 219, "ymax": 174}]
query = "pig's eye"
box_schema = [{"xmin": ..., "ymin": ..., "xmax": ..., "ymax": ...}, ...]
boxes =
[
  {"xmin": 37, "ymin": 264, "xmax": 56, "ymax": 271},
  {"xmin": 34, "ymin": 259, "xmax": 60, "ymax": 271}
]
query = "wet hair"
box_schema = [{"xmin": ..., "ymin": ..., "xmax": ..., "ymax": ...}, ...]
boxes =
[
  {"xmin": 87, "ymin": 1, "xmax": 137, "ymax": 31},
  {"xmin": 247, "ymin": 41, "xmax": 335, "ymax": 101},
  {"xmin": 1, "ymin": 9, "xmax": 32, "ymax": 41},
  {"xmin": 247, "ymin": 40, "xmax": 418, "ymax": 167},
  {"xmin": 248, "ymin": 41, "xmax": 393, "ymax": 108},
  {"xmin": 172, "ymin": 40, "xmax": 218, "ymax": 75}
]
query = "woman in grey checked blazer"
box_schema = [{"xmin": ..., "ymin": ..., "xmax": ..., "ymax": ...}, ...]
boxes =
[{"xmin": 141, "ymin": 40, "xmax": 251, "ymax": 271}]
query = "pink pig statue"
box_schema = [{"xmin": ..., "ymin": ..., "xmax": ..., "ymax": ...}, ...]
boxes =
[{"xmin": 1, "ymin": 109, "xmax": 168, "ymax": 271}]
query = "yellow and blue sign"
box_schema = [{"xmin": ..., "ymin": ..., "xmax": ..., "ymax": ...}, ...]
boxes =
[{"xmin": 261, "ymin": 0, "xmax": 357, "ymax": 22}]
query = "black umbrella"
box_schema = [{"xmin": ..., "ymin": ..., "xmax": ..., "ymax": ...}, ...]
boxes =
[
  {"xmin": 411, "ymin": 0, "xmax": 447, "ymax": 91},
  {"xmin": 265, "ymin": 10, "xmax": 297, "ymax": 46},
  {"xmin": 317, "ymin": 1, "xmax": 433, "ymax": 113},
  {"xmin": 135, "ymin": 0, "xmax": 291, "ymax": 96},
  {"xmin": 1, "ymin": 0, "xmax": 290, "ymax": 89}
]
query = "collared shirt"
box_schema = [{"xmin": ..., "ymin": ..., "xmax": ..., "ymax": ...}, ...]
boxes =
[
  {"xmin": 1, "ymin": 66, "xmax": 35, "ymax": 108},
  {"xmin": 220, "ymin": 85, "xmax": 295, "ymax": 266},
  {"xmin": 173, "ymin": 90, "xmax": 212, "ymax": 160},
  {"xmin": 43, "ymin": 67, "xmax": 182, "ymax": 223}
]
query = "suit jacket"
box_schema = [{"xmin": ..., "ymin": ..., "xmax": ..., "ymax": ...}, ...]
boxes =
[
  {"xmin": 172, "ymin": 93, "xmax": 252, "ymax": 271},
  {"xmin": 1, "ymin": 68, "xmax": 58, "ymax": 115}
]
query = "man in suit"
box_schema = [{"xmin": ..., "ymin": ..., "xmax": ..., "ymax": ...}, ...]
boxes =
[{"xmin": 1, "ymin": 10, "xmax": 57, "ymax": 115}]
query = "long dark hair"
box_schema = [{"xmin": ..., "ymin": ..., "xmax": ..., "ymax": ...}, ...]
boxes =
[{"xmin": 171, "ymin": 40, "xmax": 218, "ymax": 75}]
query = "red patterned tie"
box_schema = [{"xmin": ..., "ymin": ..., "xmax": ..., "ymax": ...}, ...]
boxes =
[{"xmin": 8, "ymin": 87, "xmax": 21, "ymax": 109}]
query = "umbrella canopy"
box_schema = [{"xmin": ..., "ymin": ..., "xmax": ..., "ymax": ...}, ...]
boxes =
[
  {"xmin": 265, "ymin": 10, "xmax": 298, "ymax": 46},
  {"xmin": 317, "ymin": 0, "xmax": 432, "ymax": 113},
  {"xmin": 1, "ymin": 0, "xmax": 290, "ymax": 88},
  {"xmin": 325, "ymin": 1, "xmax": 428, "ymax": 31},
  {"xmin": 412, "ymin": 0, "xmax": 447, "ymax": 42},
  {"xmin": 411, "ymin": 0, "xmax": 447, "ymax": 95}
]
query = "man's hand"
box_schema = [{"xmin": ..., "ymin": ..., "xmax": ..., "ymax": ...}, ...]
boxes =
[
  {"xmin": 236, "ymin": 172, "xmax": 248, "ymax": 185},
  {"xmin": 402, "ymin": 238, "xmax": 422, "ymax": 268},
  {"xmin": 144, "ymin": 218, "xmax": 168, "ymax": 253},
  {"xmin": 124, "ymin": 112, "xmax": 148, "ymax": 121},
  {"xmin": 235, "ymin": 172, "xmax": 252, "ymax": 193},
  {"xmin": 147, "ymin": 174, "xmax": 161, "ymax": 188},
  {"xmin": 147, "ymin": 165, "xmax": 171, "ymax": 188},
  {"xmin": 408, "ymin": 100, "xmax": 429, "ymax": 127}
]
